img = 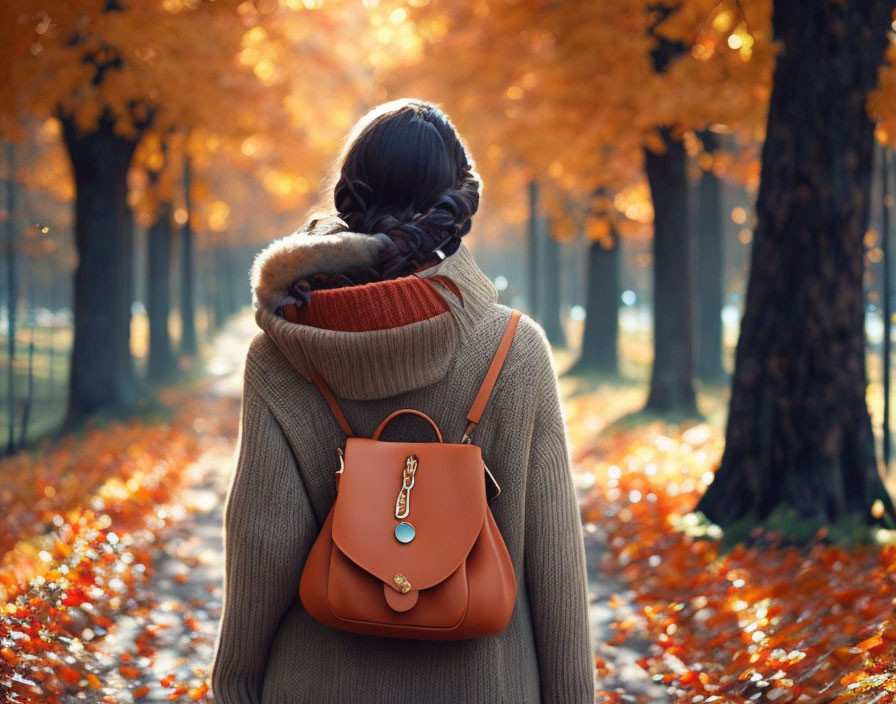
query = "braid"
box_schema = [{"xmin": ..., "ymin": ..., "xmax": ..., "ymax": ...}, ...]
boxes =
[
  {"xmin": 330, "ymin": 151, "xmax": 480, "ymax": 281},
  {"xmin": 375, "ymin": 163, "xmax": 480, "ymax": 278},
  {"xmin": 283, "ymin": 100, "xmax": 482, "ymax": 310}
]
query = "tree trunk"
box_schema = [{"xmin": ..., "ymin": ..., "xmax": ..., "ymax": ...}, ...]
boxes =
[
  {"xmin": 5, "ymin": 141, "xmax": 17, "ymax": 455},
  {"xmin": 223, "ymin": 247, "xmax": 240, "ymax": 316},
  {"xmin": 147, "ymin": 199, "xmax": 176, "ymax": 381},
  {"xmin": 696, "ymin": 0, "xmax": 895, "ymax": 528},
  {"xmin": 202, "ymin": 250, "xmax": 215, "ymax": 341},
  {"xmin": 882, "ymin": 146, "xmax": 892, "ymax": 473},
  {"xmin": 572, "ymin": 230, "xmax": 620, "ymax": 375},
  {"xmin": 527, "ymin": 179, "xmax": 540, "ymax": 322},
  {"xmin": 214, "ymin": 246, "xmax": 235, "ymax": 326},
  {"xmin": 60, "ymin": 112, "xmax": 140, "ymax": 422},
  {"xmin": 48, "ymin": 264, "xmax": 57, "ymax": 411},
  {"xmin": 695, "ymin": 130, "xmax": 726, "ymax": 383},
  {"xmin": 19, "ymin": 297, "xmax": 34, "ymax": 450},
  {"xmin": 213, "ymin": 247, "xmax": 225, "ymax": 325},
  {"xmin": 541, "ymin": 216, "xmax": 566, "ymax": 347},
  {"xmin": 644, "ymin": 130, "xmax": 697, "ymax": 415},
  {"xmin": 180, "ymin": 152, "xmax": 198, "ymax": 356}
]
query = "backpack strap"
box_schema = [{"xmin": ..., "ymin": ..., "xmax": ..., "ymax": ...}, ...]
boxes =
[
  {"xmin": 461, "ymin": 308, "xmax": 522, "ymax": 444},
  {"xmin": 307, "ymin": 365, "xmax": 355, "ymax": 437},
  {"xmin": 283, "ymin": 302, "xmax": 356, "ymax": 437}
]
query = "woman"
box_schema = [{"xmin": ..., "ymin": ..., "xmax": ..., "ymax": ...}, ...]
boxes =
[{"xmin": 209, "ymin": 98, "xmax": 594, "ymax": 703}]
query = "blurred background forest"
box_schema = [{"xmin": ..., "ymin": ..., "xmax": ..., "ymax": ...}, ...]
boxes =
[
  {"xmin": 7, "ymin": 0, "xmax": 896, "ymax": 702},
  {"xmin": 1, "ymin": 0, "xmax": 775, "ymax": 443}
]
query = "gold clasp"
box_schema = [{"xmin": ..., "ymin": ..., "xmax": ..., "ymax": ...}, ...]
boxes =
[
  {"xmin": 392, "ymin": 573, "xmax": 412, "ymax": 593},
  {"xmin": 394, "ymin": 455, "xmax": 418, "ymax": 519}
]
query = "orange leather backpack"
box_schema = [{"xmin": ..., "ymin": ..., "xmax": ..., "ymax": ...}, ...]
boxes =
[{"xmin": 296, "ymin": 308, "xmax": 522, "ymax": 640}]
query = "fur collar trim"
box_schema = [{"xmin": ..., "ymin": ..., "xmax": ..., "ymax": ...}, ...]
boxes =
[{"xmin": 250, "ymin": 215, "xmax": 387, "ymax": 312}]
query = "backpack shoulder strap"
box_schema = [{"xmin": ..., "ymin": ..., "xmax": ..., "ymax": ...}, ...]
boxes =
[
  {"xmin": 462, "ymin": 308, "xmax": 523, "ymax": 443},
  {"xmin": 282, "ymin": 302, "xmax": 356, "ymax": 437},
  {"xmin": 307, "ymin": 365, "xmax": 355, "ymax": 437}
]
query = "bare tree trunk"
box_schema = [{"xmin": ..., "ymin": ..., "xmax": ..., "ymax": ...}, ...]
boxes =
[
  {"xmin": 696, "ymin": 0, "xmax": 895, "ymax": 528},
  {"xmin": 180, "ymin": 151, "xmax": 198, "ymax": 356},
  {"xmin": 60, "ymin": 111, "xmax": 141, "ymax": 423},
  {"xmin": 147, "ymin": 198, "xmax": 176, "ymax": 381},
  {"xmin": 644, "ymin": 130, "xmax": 697, "ymax": 415},
  {"xmin": 5, "ymin": 141, "xmax": 16, "ymax": 455},
  {"xmin": 48, "ymin": 263, "xmax": 57, "ymax": 410},
  {"xmin": 572, "ymin": 230, "xmax": 620, "ymax": 375},
  {"xmin": 643, "ymin": 4, "xmax": 697, "ymax": 415},
  {"xmin": 19, "ymin": 291, "xmax": 34, "ymax": 450},
  {"xmin": 883, "ymin": 146, "xmax": 892, "ymax": 473},
  {"xmin": 527, "ymin": 179, "xmax": 540, "ymax": 322},
  {"xmin": 223, "ymin": 247, "xmax": 240, "ymax": 316},
  {"xmin": 695, "ymin": 130, "xmax": 726, "ymax": 384},
  {"xmin": 541, "ymin": 216, "xmax": 566, "ymax": 347},
  {"xmin": 214, "ymin": 246, "xmax": 235, "ymax": 327}
]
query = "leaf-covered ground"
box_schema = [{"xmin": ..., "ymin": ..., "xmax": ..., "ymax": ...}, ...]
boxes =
[
  {"xmin": 0, "ymin": 316, "xmax": 251, "ymax": 703},
  {"xmin": 567, "ymin": 386, "xmax": 896, "ymax": 704}
]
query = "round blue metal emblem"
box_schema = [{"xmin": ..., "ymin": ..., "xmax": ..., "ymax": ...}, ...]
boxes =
[{"xmin": 394, "ymin": 521, "xmax": 416, "ymax": 543}]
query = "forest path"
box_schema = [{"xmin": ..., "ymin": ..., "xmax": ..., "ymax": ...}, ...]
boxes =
[{"xmin": 78, "ymin": 315, "xmax": 254, "ymax": 703}]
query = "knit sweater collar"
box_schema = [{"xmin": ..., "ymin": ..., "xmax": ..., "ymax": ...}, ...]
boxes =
[{"xmin": 250, "ymin": 215, "xmax": 499, "ymax": 400}]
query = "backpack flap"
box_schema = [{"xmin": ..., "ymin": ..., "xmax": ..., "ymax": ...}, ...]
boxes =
[{"xmin": 328, "ymin": 436, "xmax": 487, "ymax": 623}]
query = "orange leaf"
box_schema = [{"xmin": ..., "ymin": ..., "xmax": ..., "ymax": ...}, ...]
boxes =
[
  {"xmin": 856, "ymin": 634, "xmax": 884, "ymax": 652},
  {"xmin": 189, "ymin": 682, "xmax": 209, "ymax": 699},
  {"xmin": 58, "ymin": 665, "xmax": 82, "ymax": 685}
]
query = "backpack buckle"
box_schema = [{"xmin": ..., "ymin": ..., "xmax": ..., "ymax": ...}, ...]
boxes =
[
  {"xmin": 334, "ymin": 447, "xmax": 346, "ymax": 492},
  {"xmin": 484, "ymin": 462, "xmax": 502, "ymax": 502}
]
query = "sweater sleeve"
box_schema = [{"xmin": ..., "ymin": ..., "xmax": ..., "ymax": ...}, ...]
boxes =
[
  {"xmin": 523, "ymin": 332, "xmax": 595, "ymax": 703},
  {"xmin": 209, "ymin": 375, "xmax": 317, "ymax": 704}
]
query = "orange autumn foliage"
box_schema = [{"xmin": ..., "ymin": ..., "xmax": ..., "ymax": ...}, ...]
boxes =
[
  {"xmin": 2, "ymin": 2, "xmax": 378, "ymax": 261},
  {"xmin": 0, "ymin": 386, "xmax": 239, "ymax": 703},
  {"xmin": 378, "ymin": 0, "xmax": 775, "ymax": 232}
]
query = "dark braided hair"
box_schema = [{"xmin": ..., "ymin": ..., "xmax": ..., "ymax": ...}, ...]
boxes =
[{"xmin": 286, "ymin": 99, "xmax": 481, "ymax": 303}]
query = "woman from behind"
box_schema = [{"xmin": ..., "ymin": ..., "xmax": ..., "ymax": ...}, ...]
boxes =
[{"xmin": 209, "ymin": 97, "xmax": 595, "ymax": 703}]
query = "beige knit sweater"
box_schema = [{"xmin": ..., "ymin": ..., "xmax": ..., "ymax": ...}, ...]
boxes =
[{"xmin": 208, "ymin": 217, "xmax": 595, "ymax": 703}]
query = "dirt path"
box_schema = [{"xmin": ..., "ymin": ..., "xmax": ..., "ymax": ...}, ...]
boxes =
[
  {"xmin": 78, "ymin": 316, "xmax": 254, "ymax": 703},
  {"xmin": 582, "ymin": 515, "xmax": 669, "ymax": 702}
]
